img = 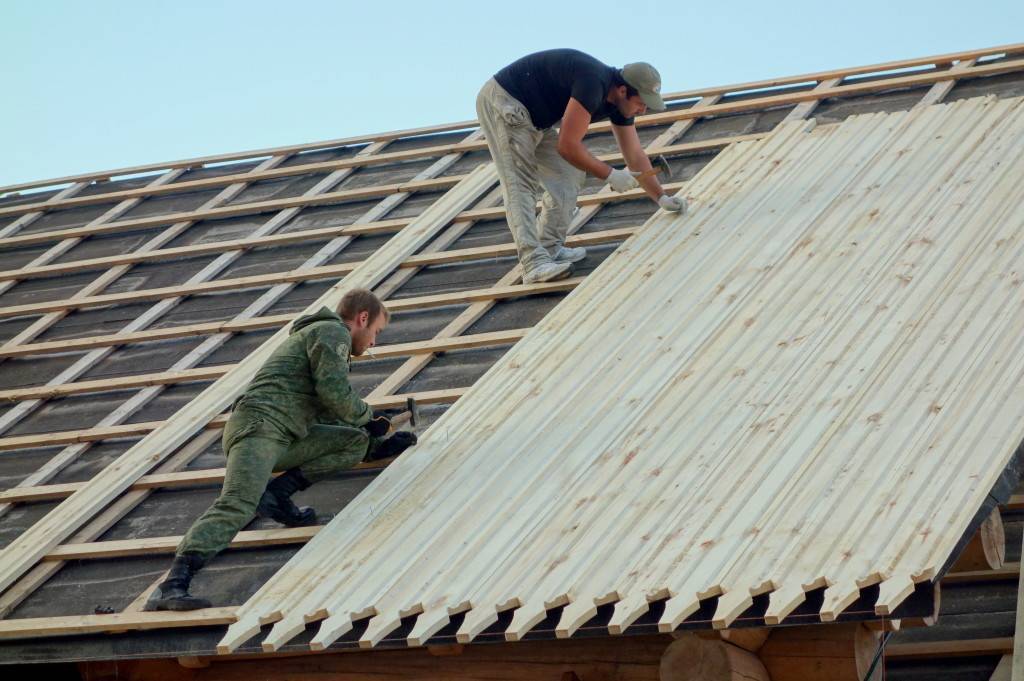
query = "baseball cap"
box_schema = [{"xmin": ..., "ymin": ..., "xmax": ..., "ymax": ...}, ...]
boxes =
[{"xmin": 622, "ymin": 62, "xmax": 666, "ymax": 112}]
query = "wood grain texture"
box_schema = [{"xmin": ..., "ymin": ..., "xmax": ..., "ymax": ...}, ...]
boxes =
[{"xmin": 218, "ymin": 97, "xmax": 1024, "ymax": 654}]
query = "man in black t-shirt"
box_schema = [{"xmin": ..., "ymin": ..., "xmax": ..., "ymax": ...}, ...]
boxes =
[{"xmin": 476, "ymin": 49, "xmax": 685, "ymax": 284}]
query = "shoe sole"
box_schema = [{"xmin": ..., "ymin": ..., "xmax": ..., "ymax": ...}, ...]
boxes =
[{"xmin": 524, "ymin": 263, "xmax": 573, "ymax": 284}]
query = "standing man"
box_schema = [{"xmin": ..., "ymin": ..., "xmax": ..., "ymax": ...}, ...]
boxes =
[
  {"xmin": 477, "ymin": 48, "xmax": 686, "ymax": 284},
  {"xmin": 146, "ymin": 289, "xmax": 417, "ymax": 611}
]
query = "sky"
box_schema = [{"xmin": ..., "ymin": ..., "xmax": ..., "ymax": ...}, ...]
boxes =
[{"xmin": 2, "ymin": 0, "xmax": 1022, "ymax": 188}]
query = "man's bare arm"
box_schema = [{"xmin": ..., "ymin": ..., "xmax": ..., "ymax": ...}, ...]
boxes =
[{"xmin": 557, "ymin": 98, "xmax": 613, "ymax": 178}]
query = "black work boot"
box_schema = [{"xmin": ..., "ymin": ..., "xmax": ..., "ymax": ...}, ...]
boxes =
[
  {"xmin": 145, "ymin": 554, "xmax": 212, "ymax": 611},
  {"xmin": 366, "ymin": 431, "xmax": 418, "ymax": 462},
  {"xmin": 256, "ymin": 469, "xmax": 316, "ymax": 527}
]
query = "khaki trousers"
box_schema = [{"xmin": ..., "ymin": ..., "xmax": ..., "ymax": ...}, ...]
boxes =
[{"xmin": 476, "ymin": 78, "xmax": 585, "ymax": 272}]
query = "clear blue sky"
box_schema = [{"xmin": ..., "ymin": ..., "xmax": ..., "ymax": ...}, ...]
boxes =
[{"xmin": 2, "ymin": 0, "xmax": 1021, "ymax": 188}]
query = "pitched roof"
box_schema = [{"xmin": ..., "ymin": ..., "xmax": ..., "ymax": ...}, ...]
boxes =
[{"xmin": 0, "ymin": 42, "xmax": 1022, "ymax": 663}]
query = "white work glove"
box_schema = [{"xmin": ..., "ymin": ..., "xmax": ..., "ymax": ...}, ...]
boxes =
[
  {"xmin": 606, "ymin": 167, "xmax": 640, "ymax": 193},
  {"xmin": 658, "ymin": 194, "xmax": 687, "ymax": 214}
]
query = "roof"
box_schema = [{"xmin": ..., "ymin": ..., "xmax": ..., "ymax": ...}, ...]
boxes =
[
  {"xmin": 217, "ymin": 95, "xmax": 1024, "ymax": 654},
  {"xmin": 0, "ymin": 42, "xmax": 1022, "ymax": 665}
]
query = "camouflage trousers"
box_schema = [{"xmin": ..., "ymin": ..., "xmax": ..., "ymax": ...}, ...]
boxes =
[{"xmin": 176, "ymin": 409, "xmax": 379, "ymax": 561}]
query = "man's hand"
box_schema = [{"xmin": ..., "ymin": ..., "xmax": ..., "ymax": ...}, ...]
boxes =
[
  {"xmin": 365, "ymin": 411, "xmax": 392, "ymax": 437},
  {"xmin": 366, "ymin": 431, "xmax": 418, "ymax": 462},
  {"xmin": 658, "ymin": 194, "xmax": 687, "ymax": 213},
  {"xmin": 607, "ymin": 167, "xmax": 640, "ymax": 192}
]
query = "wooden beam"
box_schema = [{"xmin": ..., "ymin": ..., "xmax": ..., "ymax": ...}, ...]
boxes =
[
  {"xmin": 0, "ymin": 133, "xmax": 723, "ymax": 256},
  {"xmin": 44, "ymin": 526, "xmax": 323, "ymax": 561},
  {"xmin": 4, "ymin": 40, "xmax": 1021, "ymax": 197},
  {"xmin": 0, "ymin": 453, "xmax": 397, "ymax": 505},
  {"xmin": 782, "ymin": 78, "xmax": 842, "ymax": 122},
  {"xmin": 942, "ymin": 562, "xmax": 1020, "ymax": 584},
  {"xmin": 0, "ymin": 117, "xmax": 477, "ymax": 195},
  {"xmin": 0, "ymin": 182, "xmax": 88, "ymax": 239},
  {"xmin": 0, "ymin": 175, "xmax": 466, "ymax": 249},
  {"xmin": 886, "ymin": 637, "xmax": 1014, "ymax": 659},
  {"xmin": 0, "ymin": 132, "xmax": 750, "ymax": 227},
  {"xmin": 0, "ymin": 277, "xmax": 579, "ymax": 360},
  {"xmin": 0, "ymin": 607, "xmax": 239, "ymax": 639},
  {"xmin": 0, "ymin": 329, "xmax": 528, "ymax": 403},
  {"xmin": 915, "ymin": 58, "xmax": 979, "ymax": 108},
  {"xmin": 0, "ymin": 387, "xmax": 466, "ymax": 452},
  {"xmin": 0, "ymin": 228, "xmax": 629, "ymax": 320},
  {"xmin": 0, "ymin": 140, "xmax": 489, "ymax": 219}
]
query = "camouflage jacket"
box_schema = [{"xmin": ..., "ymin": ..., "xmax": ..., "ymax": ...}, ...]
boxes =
[{"xmin": 235, "ymin": 306, "xmax": 372, "ymax": 440}]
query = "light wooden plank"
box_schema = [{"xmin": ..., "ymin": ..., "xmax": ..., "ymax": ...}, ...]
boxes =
[
  {"xmin": 0, "ymin": 133, "xmax": 750, "ymax": 228},
  {"xmin": 217, "ymin": 97, "xmax": 1024, "ymax": 652},
  {"xmin": 0, "ymin": 454, "xmax": 398, "ymax": 506},
  {"xmin": 0, "ymin": 227, "xmax": 629, "ymax": 320},
  {"xmin": 45, "ymin": 527, "xmax": 322, "ymax": 560},
  {"xmin": 0, "ymin": 278, "xmax": 579, "ymax": 360},
  {"xmin": 0, "ymin": 182, "xmax": 89, "ymax": 239},
  {"xmin": 915, "ymin": 58, "xmax": 979, "ymax": 108},
  {"xmin": 0, "ymin": 608, "xmax": 239, "ymax": 640},
  {"xmin": 783, "ymin": 78, "xmax": 841, "ymax": 122},
  {"xmin": 0, "ymin": 387, "xmax": 466, "ymax": 451},
  {"xmin": 260, "ymin": 103, "xmax": 726, "ymax": 652},
  {"xmin": 0, "ymin": 175, "xmax": 466, "ymax": 249},
  {"xmin": 0, "ymin": 328, "xmax": 528, "ymax": 403}
]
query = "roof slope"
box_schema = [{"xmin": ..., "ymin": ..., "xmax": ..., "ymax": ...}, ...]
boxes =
[
  {"xmin": 221, "ymin": 96, "xmax": 1024, "ymax": 653},
  {"xmin": 0, "ymin": 44, "xmax": 1022, "ymax": 664}
]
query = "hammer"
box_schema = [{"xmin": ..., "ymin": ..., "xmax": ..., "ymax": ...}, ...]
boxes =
[
  {"xmin": 388, "ymin": 397, "xmax": 420, "ymax": 431},
  {"xmin": 634, "ymin": 155, "xmax": 672, "ymax": 181}
]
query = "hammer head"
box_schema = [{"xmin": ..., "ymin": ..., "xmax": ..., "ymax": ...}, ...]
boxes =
[{"xmin": 651, "ymin": 154, "xmax": 673, "ymax": 181}]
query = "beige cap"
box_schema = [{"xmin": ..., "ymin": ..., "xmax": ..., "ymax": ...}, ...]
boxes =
[{"xmin": 622, "ymin": 62, "xmax": 666, "ymax": 112}]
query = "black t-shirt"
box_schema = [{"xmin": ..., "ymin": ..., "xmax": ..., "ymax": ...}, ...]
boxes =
[{"xmin": 494, "ymin": 49, "xmax": 634, "ymax": 130}]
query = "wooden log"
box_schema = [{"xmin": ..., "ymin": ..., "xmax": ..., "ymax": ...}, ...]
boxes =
[
  {"xmin": 951, "ymin": 508, "xmax": 1006, "ymax": 572},
  {"xmin": 719, "ymin": 628, "xmax": 771, "ymax": 653},
  {"xmin": 899, "ymin": 582, "xmax": 940, "ymax": 628},
  {"xmin": 758, "ymin": 623, "xmax": 881, "ymax": 681},
  {"xmin": 660, "ymin": 633, "xmax": 770, "ymax": 681},
  {"xmin": 886, "ymin": 637, "xmax": 1013, "ymax": 659}
]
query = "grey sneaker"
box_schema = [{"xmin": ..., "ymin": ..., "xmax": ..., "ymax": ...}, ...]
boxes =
[
  {"xmin": 551, "ymin": 245, "xmax": 587, "ymax": 264},
  {"xmin": 523, "ymin": 261, "xmax": 573, "ymax": 284}
]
